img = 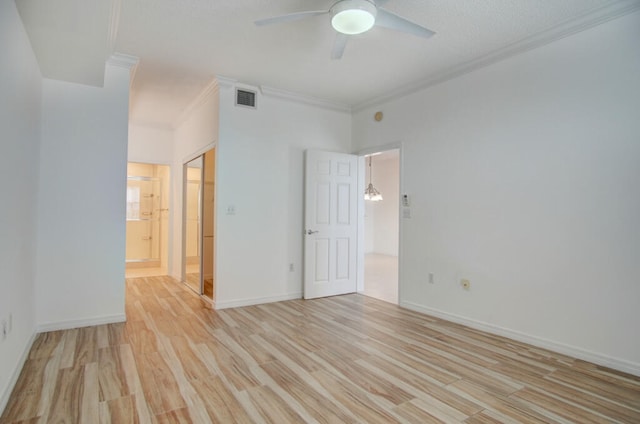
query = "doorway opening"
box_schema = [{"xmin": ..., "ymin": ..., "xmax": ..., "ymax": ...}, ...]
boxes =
[
  {"xmin": 361, "ymin": 149, "xmax": 400, "ymax": 304},
  {"xmin": 125, "ymin": 162, "xmax": 170, "ymax": 278}
]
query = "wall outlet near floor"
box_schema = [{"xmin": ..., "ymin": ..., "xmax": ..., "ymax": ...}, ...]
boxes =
[
  {"xmin": 461, "ymin": 279, "xmax": 471, "ymax": 290},
  {"xmin": 428, "ymin": 273, "xmax": 434, "ymax": 284},
  {"xmin": 289, "ymin": 263, "xmax": 295, "ymax": 272}
]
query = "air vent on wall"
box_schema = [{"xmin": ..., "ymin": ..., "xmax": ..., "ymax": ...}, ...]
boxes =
[{"xmin": 235, "ymin": 88, "xmax": 256, "ymax": 109}]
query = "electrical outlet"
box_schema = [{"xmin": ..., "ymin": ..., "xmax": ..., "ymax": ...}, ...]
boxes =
[
  {"xmin": 428, "ymin": 273, "xmax": 434, "ymax": 284},
  {"xmin": 461, "ymin": 279, "xmax": 471, "ymax": 290},
  {"xmin": 289, "ymin": 263, "xmax": 295, "ymax": 272}
]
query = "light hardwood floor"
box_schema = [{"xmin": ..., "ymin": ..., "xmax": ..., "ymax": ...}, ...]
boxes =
[{"xmin": 2, "ymin": 276, "xmax": 639, "ymax": 423}]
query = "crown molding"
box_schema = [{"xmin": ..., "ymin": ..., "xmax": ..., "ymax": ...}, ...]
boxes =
[
  {"xmin": 107, "ymin": 53, "xmax": 139, "ymax": 70},
  {"xmin": 107, "ymin": 0, "xmax": 122, "ymax": 53},
  {"xmin": 128, "ymin": 119, "xmax": 175, "ymax": 131},
  {"xmin": 107, "ymin": 53, "xmax": 139, "ymax": 90},
  {"xmin": 173, "ymin": 77, "xmax": 219, "ymax": 128},
  {"xmin": 216, "ymin": 75, "xmax": 351, "ymax": 113},
  {"xmin": 215, "ymin": 75, "xmax": 238, "ymax": 89},
  {"xmin": 353, "ymin": 0, "xmax": 640, "ymax": 112},
  {"xmin": 215, "ymin": 75, "xmax": 261, "ymax": 92},
  {"xmin": 261, "ymin": 86, "xmax": 351, "ymax": 113}
]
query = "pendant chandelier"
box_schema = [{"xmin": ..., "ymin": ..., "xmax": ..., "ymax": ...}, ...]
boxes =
[{"xmin": 364, "ymin": 155, "xmax": 383, "ymax": 201}]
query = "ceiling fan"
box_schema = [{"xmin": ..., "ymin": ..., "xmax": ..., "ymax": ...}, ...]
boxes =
[{"xmin": 255, "ymin": 0, "xmax": 435, "ymax": 59}]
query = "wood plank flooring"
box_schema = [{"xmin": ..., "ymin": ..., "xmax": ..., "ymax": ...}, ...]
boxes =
[{"xmin": 2, "ymin": 275, "xmax": 640, "ymax": 423}]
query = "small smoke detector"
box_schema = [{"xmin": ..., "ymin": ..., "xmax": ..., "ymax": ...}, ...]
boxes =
[{"xmin": 235, "ymin": 88, "xmax": 256, "ymax": 109}]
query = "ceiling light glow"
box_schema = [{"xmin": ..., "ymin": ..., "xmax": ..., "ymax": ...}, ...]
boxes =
[{"xmin": 331, "ymin": 0, "xmax": 377, "ymax": 35}]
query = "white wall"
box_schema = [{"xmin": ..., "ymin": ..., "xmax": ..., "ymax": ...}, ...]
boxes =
[
  {"xmin": 0, "ymin": 0, "xmax": 42, "ymax": 411},
  {"xmin": 128, "ymin": 123, "xmax": 174, "ymax": 165},
  {"xmin": 35, "ymin": 60, "xmax": 133, "ymax": 330},
  {"xmin": 364, "ymin": 201, "xmax": 375, "ymax": 254},
  {"xmin": 216, "ymin": 86, "xmax": 352, "ymax": 308},
  {"xmin": 352, "ymin": 11, "xmax": 640, "ymax": 374}
]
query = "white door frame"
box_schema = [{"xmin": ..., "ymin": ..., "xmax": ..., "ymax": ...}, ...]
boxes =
[{"xmin": 355, "ymin": 143, "xmax": 403, "ymax": 303}]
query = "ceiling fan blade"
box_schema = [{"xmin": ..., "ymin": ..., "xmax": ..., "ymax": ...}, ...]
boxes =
[
  {"xmin": 331, "ymin": 33, "xmax": 349, "ymax": 60},
  {"xmin": 375, "ymin": 8, "xmax": 435, "ymax": 39},
  {"xmin": 254, "ymin": 10, "xmax": 328, "ymax": 27}
]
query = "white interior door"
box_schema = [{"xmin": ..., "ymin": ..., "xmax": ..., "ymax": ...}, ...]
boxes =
[{"xmin": 304, "ymin": 150, "xmax": 358, "ymax": 299}]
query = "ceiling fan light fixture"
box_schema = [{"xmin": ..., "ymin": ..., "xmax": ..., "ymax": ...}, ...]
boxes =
[{"xmin": 331, "ymin": 0, "xmax": 377, "ymax": 35}]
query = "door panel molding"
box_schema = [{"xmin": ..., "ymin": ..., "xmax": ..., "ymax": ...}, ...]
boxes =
[{"xmin": 304, "ymin": 150, "xmax": 358, "ymax": 299}]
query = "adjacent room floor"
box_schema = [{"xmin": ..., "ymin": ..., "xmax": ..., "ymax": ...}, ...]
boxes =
[
  {"xmin": 124, "ymin": 266, "xmax": 167, "ymax": 278},
  {"xmin": 363, "ymin": 253, "xmax": 398, "ymax": 304},
  {"xmin": 2, "ymin": 276, "xmax": 639, "ymax": 423}
]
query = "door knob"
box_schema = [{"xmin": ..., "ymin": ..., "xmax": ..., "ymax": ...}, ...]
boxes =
[{"xmin": 306, "ymin": 229, "xmax": 319, "ymax": 235}]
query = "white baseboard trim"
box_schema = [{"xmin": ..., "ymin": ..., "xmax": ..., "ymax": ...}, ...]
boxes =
[
  {"xmin": 36, "ymin": 313, "xmax": 126, "ymax": 333},
  {"xmin": 215, "ymin": 292, "xmax": 302, "ymax": 310},
  {"xmin": 401, "ymin": 301, "xmax": 640, "ymax": 377},
  {"xmin": 1, "ymin": 331, "xmax": 37, "ymax": 415}
]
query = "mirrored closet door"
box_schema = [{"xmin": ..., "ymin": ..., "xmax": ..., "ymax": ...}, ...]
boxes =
[
  {"xmin": 182, "ymin": 148, "xmax": 215, "ymax": 300},
  {"xmin": 183, "ymin": 156, "xmax": 202, "ymax": 293}
]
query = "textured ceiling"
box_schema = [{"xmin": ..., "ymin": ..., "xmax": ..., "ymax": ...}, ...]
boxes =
[{"xmin": 16, "ymin": 0, "xmax": 640, "ymax": 127}]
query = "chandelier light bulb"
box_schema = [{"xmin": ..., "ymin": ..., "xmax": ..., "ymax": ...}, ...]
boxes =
[{"xmin": 364, "ymin": 155, "xmax": 383, "ymax": 201}]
